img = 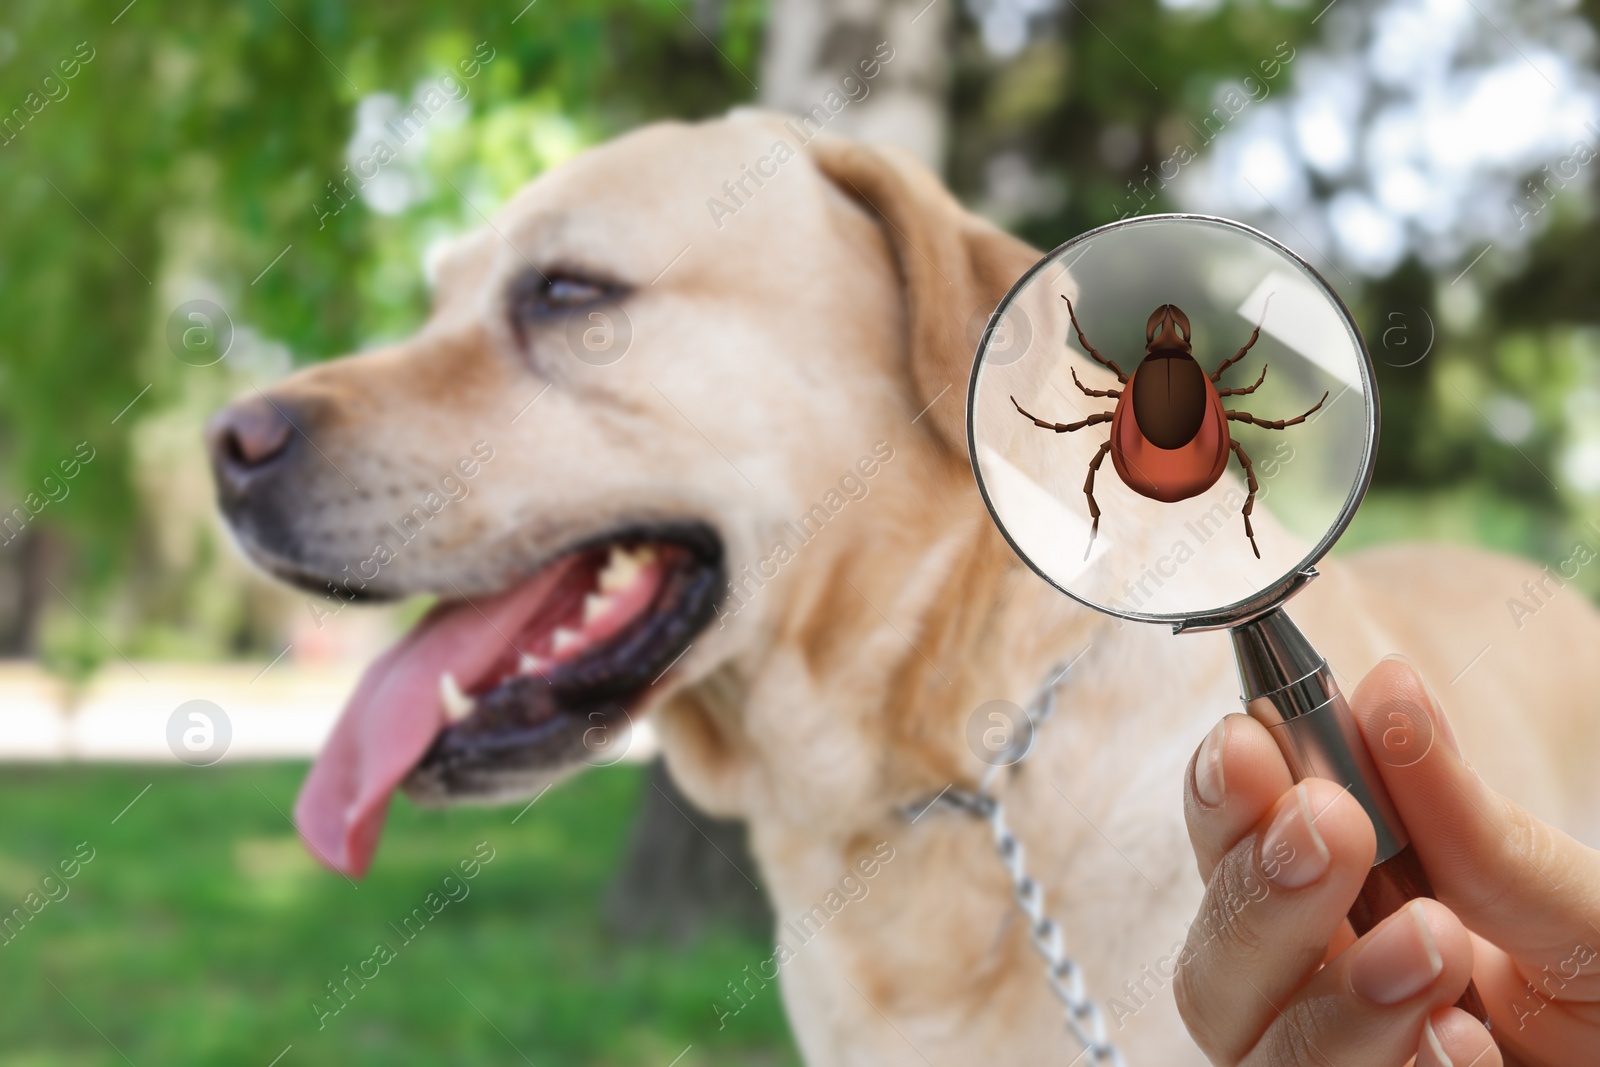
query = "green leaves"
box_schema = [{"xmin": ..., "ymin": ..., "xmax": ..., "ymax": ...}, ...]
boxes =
[{"xmin": 0, "ymin": 0, "xmax": 760, "ymax": 661}]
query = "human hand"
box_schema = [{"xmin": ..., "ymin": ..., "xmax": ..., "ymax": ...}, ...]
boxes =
[{"xmin": 1174, "ymin": 656, "xmax": 1600, "ymax": 1066}]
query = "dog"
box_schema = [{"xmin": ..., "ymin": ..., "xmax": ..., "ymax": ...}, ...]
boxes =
[{"xmin": 206, "ymin": 111, "xmax": 1600, "ymax": 1064}]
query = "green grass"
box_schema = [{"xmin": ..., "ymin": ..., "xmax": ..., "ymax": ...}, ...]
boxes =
[{"xmin": 0, "ymin": 763, "xmax": 798, "ymax": 1067}]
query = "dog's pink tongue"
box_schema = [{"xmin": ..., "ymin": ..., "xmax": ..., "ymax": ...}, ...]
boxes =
[{"xmin": 294, "ymin": 566, "xmax": 575, "ymax": 877}]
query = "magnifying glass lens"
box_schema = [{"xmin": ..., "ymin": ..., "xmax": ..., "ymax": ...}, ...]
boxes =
[{"xmin": 968, "ymin": 215, "xmax": 1375, "ymax": 626}]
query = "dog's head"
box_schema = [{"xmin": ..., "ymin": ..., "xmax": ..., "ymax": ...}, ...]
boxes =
[{"xmin": 207, "ymin": 113, "xmax": 1038, "ymax": 875}]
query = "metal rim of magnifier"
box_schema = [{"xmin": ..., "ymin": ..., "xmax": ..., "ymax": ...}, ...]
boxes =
[{"xmin": 965, "ymin": 213, "xmax": 1380, "ymax": 632}]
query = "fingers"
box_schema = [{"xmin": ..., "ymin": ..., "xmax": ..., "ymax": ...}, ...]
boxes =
[
  {"xmin": 1241, "ymin": 899, "xmax": 1479, "ymax": 1067},
  {"xmin": 1417, "ymin": 1006, "xmax": 1503, "ymax": 1067},
  {"xmin": 1467, "ymin": 934, "xmax": 1600, "ymax": 1061},
  {"xmin": 1184, "ymin": 713, "xmax": 1296, "ymax": 882},
  {"xmin": 1174, "ymin": 777, "xmax": 1376, "ymax": 1061},
  {"xmin": 1179, "ymin": 716, "xmax": 1491, "ymax": 1065},
  {"xmin": 1351, "ymin": 659, "xmax": 1600, "ymax": 967}
]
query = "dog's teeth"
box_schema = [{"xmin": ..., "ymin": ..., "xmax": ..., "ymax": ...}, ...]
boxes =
[
  {"xmin": 439, "ymin": 672, "xmax": 475, "ymax": 722},
  {"xmin": 597, "ymin": 548, "xmax": 637, "ymax": 594},
  {"xmin": 583, "ymin": 592, "xmax": 613, "ymax": 625},
  {"xmin": 551, "ymin": 627, "xmax": 584, "ymax": 654},
  {"xmin": 518, "ymin": 653, "xmax": 546, "ymax": 676},
  {"xmin": 598, "ymin": 544, "xmax": 656, "ymax": 594}
]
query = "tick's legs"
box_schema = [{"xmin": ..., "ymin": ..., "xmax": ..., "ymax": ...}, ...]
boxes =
[
  {"xmin": 1083, "ymin": 440, "xmax": 1113, "ymax": 560},
  {"xmin": 1010, "ymin": 395, "xmax": 1114, "ymax": 433},
  {"xmin": 1229, "ymin": 439, "xmax": 1261, "ymax": 559},
  {"xmin": 1226, "ymin": 390, "xmax": 1329, "ymax": 430},
  {"xmin": 1216, "ymin": 364, "xmax": 1267, "ymax": 397},
  {"xmin": 1071, "ymin": 367, "xmax": 1122, "ymax": 399},
  {"xmin": 1211, "ymin": 292, "xmax": 1275, "ymax": 383},
  {"xmin": 1011, "ymin": 391, "xmax": 1115, "ymax": 554},
  {"xmin": 1062, "ymin": 296, "xmax": 1129, "ymax": 383}
]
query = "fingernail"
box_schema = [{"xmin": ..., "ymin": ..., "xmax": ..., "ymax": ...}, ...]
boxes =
[
  {"xmin": 1414, "ymin": 672, "xmax": 1462, "ymax": 759},
  {"xmin": 1350, "ymin": 900, "xmax": 1444, "ymax": 1005},
  {"xmin": 1383, "ymin": 654, "xmax": 1461, "ymax": 758},
  {"xmin": 1194, "ymin": 719, "xmax": 1228, "ymax": 808},
  {"xmin": 1418, "ymin": 1014, "xmax": 1454, "ymax": 1067},
  {"xmin": 1259, "ymin": 784, "xmax": 1330, "ymax": 889}
]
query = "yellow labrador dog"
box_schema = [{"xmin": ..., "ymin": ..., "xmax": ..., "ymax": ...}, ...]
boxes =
[{"xmin": 206, "ymin": 112, "xmax": 1600, "ymax": 1064}]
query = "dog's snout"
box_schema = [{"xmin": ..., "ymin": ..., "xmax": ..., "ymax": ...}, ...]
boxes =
[{"xmin": 206, "ymin": 396, "xmax": 298, "ymax": 493}]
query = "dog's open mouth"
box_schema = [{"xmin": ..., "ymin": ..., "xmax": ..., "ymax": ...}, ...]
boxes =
[{"xmin": 293, "ymin": 523, "xmax": 723, "ymax": 877}]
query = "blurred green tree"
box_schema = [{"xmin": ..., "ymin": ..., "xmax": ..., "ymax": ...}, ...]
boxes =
[{"xmin": 0, "ymin": 0, "xmax": 764, "ymax": 668}]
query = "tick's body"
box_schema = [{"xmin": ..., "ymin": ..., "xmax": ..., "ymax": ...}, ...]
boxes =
[
  {"xmin": 1012, "ymin": 299, "xmax": 1327, "ymax": 558},
  {"xmin": 1112, "ymin": 345, "xmax": 1230, "ymax": 503}
]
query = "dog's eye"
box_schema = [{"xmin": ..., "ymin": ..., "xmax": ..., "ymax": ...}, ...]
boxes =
[
  {"xmin": 545, "ymin": 277, "xmax": 606, "ymax": 307},
  {"xmin": 511, "ymin": 272, "xmax": 612, "ymax": 329}
]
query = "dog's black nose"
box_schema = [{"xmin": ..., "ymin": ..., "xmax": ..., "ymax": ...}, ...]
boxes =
[{"xmin": 206, "ymin": 396, "xmax": 297, "ymax": 494}]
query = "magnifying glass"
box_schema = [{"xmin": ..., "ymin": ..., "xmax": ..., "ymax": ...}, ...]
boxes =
[{"xmin": 967, "ymin": 214, "xmax": 1488, "ymax": 1025}]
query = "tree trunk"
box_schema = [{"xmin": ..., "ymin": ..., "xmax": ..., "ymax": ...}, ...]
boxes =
[
  {"xmin": 604, "ymin": 757, "xmax": 771, "ymax": 944},
  {"xmin": 759, "ymin": 0, "xmax": 954, "ymax": 170},
  {"xmin": 0, "ymin": 527, "xmax": 46, "ymax": 656}
]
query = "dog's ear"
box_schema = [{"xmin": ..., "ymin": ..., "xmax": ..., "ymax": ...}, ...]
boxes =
[{"xmin": 808, "ymin": 137, "xmax": 1041, "ymax": 453}]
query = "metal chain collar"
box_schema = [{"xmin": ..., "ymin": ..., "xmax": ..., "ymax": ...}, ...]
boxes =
[{"xmin": 913, "ymin": 660, "xmax": 1127, "ymax": 1067}]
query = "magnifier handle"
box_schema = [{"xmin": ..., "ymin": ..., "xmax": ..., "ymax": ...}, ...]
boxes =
[{"xmin": 1231, "ymin": 609, "xmax": 1491, "ymax": 1028}]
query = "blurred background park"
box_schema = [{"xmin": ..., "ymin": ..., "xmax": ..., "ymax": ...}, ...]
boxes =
[{"xmin": 2, "ymin": 0, "xmax": 1599, "ymax": 1063}]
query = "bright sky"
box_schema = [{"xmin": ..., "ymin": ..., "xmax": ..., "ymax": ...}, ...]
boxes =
[{"xmin": 1177, "ymin": 0, "xmax": 1600, "ymax": 278}]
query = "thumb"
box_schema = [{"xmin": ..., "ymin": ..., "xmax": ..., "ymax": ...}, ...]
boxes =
[{"xmin": 1351, "ymin": 657, "xmax": 1600, "ymax": 963}]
